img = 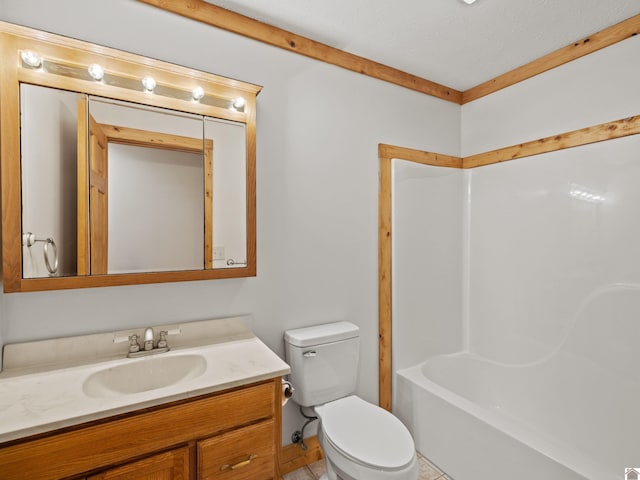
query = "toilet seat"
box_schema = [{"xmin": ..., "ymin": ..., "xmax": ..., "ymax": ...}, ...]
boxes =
[{"xmin": 314, "ymin": 395, "xmax": 415, "ymax": 471}]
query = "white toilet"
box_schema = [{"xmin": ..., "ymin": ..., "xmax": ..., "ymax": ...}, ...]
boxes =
[{"xmin": 284, "ymin": 321, "xmax": 418, "ymax": 480}]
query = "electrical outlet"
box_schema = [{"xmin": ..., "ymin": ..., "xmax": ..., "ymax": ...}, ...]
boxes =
[{"xmin": 213, "ymin": 246, "xmax": 225, "ymax": 260}]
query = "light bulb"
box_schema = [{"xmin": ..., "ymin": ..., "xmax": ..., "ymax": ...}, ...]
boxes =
[
  {"xmin": 87, "ymin": 64, "xmax": 104, "ymax": 81},
  {"xmin": 141, "ymin": 76, "xmax": 156, "ymax": 92},
  {"xmin": 192, "ymin": 86, "xmax": 205, "ymax": 101},
  {"xmin": 461, "ymin": 0, "xmax": 477, "ymax": 4},
  {"xmin": 232, "ymin": 97, "xmax": 245, "ymax": 110},
  {"xmin": 21, "ymin": 51, "xmax": 42, "ymax": 68}
]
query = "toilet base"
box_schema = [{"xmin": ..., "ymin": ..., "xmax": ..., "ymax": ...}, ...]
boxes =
[{"xmin": 318, "ymin": 427, "xmax": 419, "ymax": 480}]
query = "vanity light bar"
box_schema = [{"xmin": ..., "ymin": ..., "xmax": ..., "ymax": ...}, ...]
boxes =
[{"xmin": 18, "ymin": 51, "xmax": 245, "ymax": 113}]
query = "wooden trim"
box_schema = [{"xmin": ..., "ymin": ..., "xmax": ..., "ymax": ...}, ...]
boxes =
[
  {"xmin": 136, "ymin": 0, "xmax": 462, "ymax": 104},
  {"xmin": 274, "ymin": 377, "xmax": 284, "ymax": 479},
  {"xmin": 0, "ymin": 34, "xmax": 23, "ymax": 293},
  {"xmin": 98, "ymin": 124, "xmax": 206, "ymax": 153},
  {"xmin": 379, "ymin": 144, "xmax": 463, "ymax": 168},
  {"xmin": 14, "ymin": 266, "xmax": 255, "ymax": 292},
  {"xmin": 77, "ymin": 95, "xmax": 90, "ymax": 276},
  {"xmin": 377, "ymin": 145, "xmax": 462, "ymax": 411},
  {"xmin": 463, "ymin": 14, "xmax": 640, "ymax": 103},
  {"xmin": 204, "ymin": 139, "xmax": 214, "ymax": 269},
  {"xmin": 245, "ymin": 96, "xmax": 258, "ymax": 277},
  {"xmin": 138, "ymin": 2, "xmax": 638, "ymax": 105},
  {"xmin": 279, "ymin": 436, "xmax": 323, "ymax": 476},
  {"xmin": 378, "ymin": 148, "xmax": 393, "ymax": 412},
  {"xmin": 463, "ymin": 115, "xmax": 640, "ymax": 168}
]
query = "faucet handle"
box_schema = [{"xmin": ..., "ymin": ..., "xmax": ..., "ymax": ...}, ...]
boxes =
[
  {"xmin": 113, "ymin": 333, "xmax": 141, "ymax": 353},
  {"xmin": 128, "ymin": 334, "xmax": 141, "ymax": 353},
  {"xmin": 157, "ymin": 331, "xmax": 169, "ymax": 349}
]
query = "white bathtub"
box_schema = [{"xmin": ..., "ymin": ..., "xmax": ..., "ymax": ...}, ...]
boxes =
[{"xmin": 395, "ymin": 350, "xmax": 640, "ymax": 480}]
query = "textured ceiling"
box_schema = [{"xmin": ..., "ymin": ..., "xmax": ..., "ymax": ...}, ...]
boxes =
[{"xmin": 205, "ymin": 0, "xmax": 640, "ymax": 91}]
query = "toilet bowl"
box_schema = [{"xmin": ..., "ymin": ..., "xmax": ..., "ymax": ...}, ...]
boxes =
[
  {"xmin": 315, "ymin": 396, "xmax": 418, "ymax": 480},
  {"xmin": 284, "ymin": 322, "xmax": 418, "ymax": 480}
]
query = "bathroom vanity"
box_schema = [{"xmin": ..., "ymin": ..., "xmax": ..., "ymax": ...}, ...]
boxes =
[{"xmin": 0, "ymin": 317, "xmax": 290, "ymax": 480}]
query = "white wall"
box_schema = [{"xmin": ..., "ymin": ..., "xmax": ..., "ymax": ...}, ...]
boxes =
[
  {"xmin": 0, "ymin": 0, "xmax": 460, "ymax": 441},
  {"xmin": 21, "ymin": 85, "xmax": 78, "ymax": 278},
  {"xmin": 392, "ymin": 160, "xmax": 464, "ymax": 373},
  {"xmin": 204, "ymin": 118, "xmax": 247, "ymax": 268},
  {"xmin": 462, "ymin": 35, "xmax": 640, "ymax": 364},
  {"xmin": 462, "ymin": 35, "xmax": 640, "ymax": 156},
  {"xmin": 467, "ymin": 137, "xmax": 640, "ymax": 363},
  {"xmin": 108, "ymin": 144, "xmax": 204, "ymax": 273}
]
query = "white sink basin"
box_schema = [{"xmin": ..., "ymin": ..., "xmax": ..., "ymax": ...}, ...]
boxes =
[{"xmin": 83, "ymin": 354, "xmax": 207, "ymax": 398}]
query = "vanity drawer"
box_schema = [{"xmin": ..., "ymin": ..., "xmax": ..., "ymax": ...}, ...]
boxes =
[{"xmin": 198, "ymin": 419, "xmax": 275, "ymax": 480}]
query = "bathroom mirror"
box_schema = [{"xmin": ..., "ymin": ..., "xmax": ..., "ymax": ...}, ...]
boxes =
[{"xmin": 0, "ymin": 22, "xmax": 260, "ymax": 292}]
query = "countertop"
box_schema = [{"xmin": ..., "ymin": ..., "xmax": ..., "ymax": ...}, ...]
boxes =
[{"xmin": 0, "ymin": 316, "xmax": 290, "ymax": 444}]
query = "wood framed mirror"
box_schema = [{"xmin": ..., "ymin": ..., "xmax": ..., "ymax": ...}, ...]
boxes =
[{"xmin": 0, "ymin": 22, "xmax": 261, "ymax": 292}]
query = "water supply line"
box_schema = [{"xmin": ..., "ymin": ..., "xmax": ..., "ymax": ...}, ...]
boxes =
[{"xmin": 291, "ymin": 406, "xmax": 318, "ymax": 450}]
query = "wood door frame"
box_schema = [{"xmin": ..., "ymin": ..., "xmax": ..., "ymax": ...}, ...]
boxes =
[
  {"xmin": 96, "ymin": 124, "xmax": 215, "ymax": 271},
  {"xmin": 378, "ymin": 114, "xmax": 640, "ymax": 411},
  {"xmin": 88, "ymin": 116, "xmax": 109, "ymax": 275}
]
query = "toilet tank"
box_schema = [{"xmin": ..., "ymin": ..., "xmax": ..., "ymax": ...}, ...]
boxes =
[{"xmin": 284, "ymin": 321, "xmax": 360, "ymax": 407}]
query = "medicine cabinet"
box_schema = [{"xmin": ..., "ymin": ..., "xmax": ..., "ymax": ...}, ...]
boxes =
[{"xmin": 0, "ymin": 22, "xmax": 261, "ymax": 292}]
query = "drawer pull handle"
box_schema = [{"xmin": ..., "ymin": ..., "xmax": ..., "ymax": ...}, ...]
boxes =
[{"xmin": 220, "ymin": 454, "xmax": 257, "ymax": 471}]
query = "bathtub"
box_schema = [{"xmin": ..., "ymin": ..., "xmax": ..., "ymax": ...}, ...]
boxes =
[{"xmin": 395, "ymin": 351, "xmax": 639, "ymax": 480}]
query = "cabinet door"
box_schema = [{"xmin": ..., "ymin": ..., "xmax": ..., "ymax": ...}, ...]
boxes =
[
  {"xmin": 87, "ymin": 446, "xmax": 189, "ymax": 480},
  {"xmin": 198, "ymin": 420, "xmax": 274, "ymax": 480}
]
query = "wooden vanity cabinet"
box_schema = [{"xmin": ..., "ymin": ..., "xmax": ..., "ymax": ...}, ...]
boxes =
[
  {"xmin": 86, "ymin": 447, "xmax": 190, "ymax": 480},
  {"xmin": 0, "ymin": 378, "xmax": 282, "ymax": 480}
]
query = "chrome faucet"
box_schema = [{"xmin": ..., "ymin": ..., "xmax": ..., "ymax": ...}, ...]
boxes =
[
  {"xmin": 143, "ymin": 327, "xmax": 155, "ymax": 351},
  {"xmin": 113, "ymin": 327, "xmax": 180, "ymax": 358},
  {"xmin": 124, "ymin": 327, "xmax": 173, "ymax": 358}
]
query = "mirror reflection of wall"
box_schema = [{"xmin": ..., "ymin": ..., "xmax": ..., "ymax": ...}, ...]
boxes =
[
  {"xmin": 107, "ymin": 144, "xmax": 204, "ymax": 273},
  {"xmin": 87, "ymin": 99, "xmax": 205, "ymax": 274},
  {"xmin": 20, "ymin": 84, "xmax": 79, "ymax": 278},
  {"xmin": 205, "ymin": 118, "xmax": 247, "ymax": 268}
]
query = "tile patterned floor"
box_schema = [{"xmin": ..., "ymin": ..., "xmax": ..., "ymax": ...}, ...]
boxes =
[{"xmin": 282, "ymin": 452, "xmax": 452, "ymax": 480}]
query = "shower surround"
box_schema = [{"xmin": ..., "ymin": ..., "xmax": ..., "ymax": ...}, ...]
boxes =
[{"xmin": 391, "ymin": 135, "xmax": 640, "ymax": 480}]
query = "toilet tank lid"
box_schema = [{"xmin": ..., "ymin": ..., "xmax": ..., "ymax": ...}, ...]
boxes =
[{"xmin": 284, "ymin": 321, "xmax": 359, "ymax": 347}]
